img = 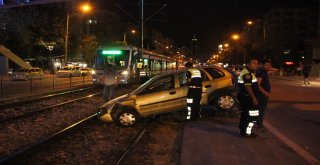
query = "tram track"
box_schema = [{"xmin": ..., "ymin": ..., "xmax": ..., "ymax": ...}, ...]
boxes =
[
  {"xmin": 0, "ymin": 92, "xmax": 102, "ymax": 125},
  {"xmin": 0, "ymin": 84, "xmax": 140, "ymax": 161},
  {"xmin": 0, "ymin": 115, "xmax": 154, "ymax": 165},
  {"xmin": 0, "ymin": 86, "xmax": 95, "ymax": 110}
]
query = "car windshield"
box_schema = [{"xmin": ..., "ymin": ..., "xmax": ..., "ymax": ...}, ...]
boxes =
[
  {"xmin": 131, "ymin": 75, "xmax": 159, "ymax": 95},
  {"xmin": 94, "ymin": 50, "xmax": 130, "ymax": 70}
]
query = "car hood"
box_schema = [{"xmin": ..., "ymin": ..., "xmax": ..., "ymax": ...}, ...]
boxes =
[{"xmin": 100, "ymin": 94, "xmax": 131, "ymax": 108}]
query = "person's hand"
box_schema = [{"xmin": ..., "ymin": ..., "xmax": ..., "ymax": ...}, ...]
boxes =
[{"xmin": 253, "ymin": 98, "xmax": 259, "ymax": 106}]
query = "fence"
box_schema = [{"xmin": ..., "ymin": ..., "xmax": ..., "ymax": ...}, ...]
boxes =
[{"xmin": 0, "ymin": 75, "xmax": 93, "ymax": 99}]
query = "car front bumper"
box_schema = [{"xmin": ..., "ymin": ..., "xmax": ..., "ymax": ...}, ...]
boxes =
[{"xmin": 98, "ymin": 103, "xmax": 115, "ymax": 123}]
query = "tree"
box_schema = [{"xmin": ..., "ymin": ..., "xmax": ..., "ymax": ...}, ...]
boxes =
[
  {"xmin": 80, "ymin": 35, "xmax": 98, "ymax": 66},
  {"xmin": 0, "ymin": 6, "xmax": 66, "ymax": 63}
]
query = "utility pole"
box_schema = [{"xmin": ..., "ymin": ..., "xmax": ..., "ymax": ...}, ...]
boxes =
[
  {"xmin": 140, "ymin": 0, "xmax": 144, "ymax": 55},
  {"xmin": 64, "ymin": 12, "xmax": 70, "ymax": 65}
]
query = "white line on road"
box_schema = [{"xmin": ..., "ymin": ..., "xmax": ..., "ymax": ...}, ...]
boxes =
[{"xmin": 264, "ymin": 121, "xmax": 320, "ymax": 165}]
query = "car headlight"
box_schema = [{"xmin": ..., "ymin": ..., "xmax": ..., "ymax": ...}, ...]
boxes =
[
  {"xmin": 121, "ymin": 70, "xmax": 129, "ymax": 75},
  {"xmin": 91, "ymin": 70, "xmax": 96, "ymax": 74}
]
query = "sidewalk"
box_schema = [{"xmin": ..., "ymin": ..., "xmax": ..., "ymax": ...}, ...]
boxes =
[
  {"xmin": 180, "ymin": 116, "xmax": 308, "ymax": 165},
  {"xmin": 270, "ymin": 75, "xmax": 320, "ymax": 86}
]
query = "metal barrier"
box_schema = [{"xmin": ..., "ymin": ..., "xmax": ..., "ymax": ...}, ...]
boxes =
[{"xmin": 0, "ymin": 74, "xmax": 93, "ymax": 98}]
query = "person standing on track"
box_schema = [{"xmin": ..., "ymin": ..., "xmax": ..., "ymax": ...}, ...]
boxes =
[
  {"xmin": 185, "ymin": 62, "xmax": 202, "ymax": 121},
  {"xmin": 256, "ymin": 60, "xmax": 278, "ymax": 129},
  {"xmin": 103, "ymin": 64, "xmax": 117, "ymax": 102},
  {"xmin": 237, "ymin": 58, "xmax": 260, "ymax": 137}
]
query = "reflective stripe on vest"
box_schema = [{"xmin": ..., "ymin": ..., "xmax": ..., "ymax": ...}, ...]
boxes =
[
  {"xmin": 249, "ymin": 110, "xmax": 259, "ymax": 116},
  {"xmin": 188, "ymin": 68, "xmax": 201, "ymax": 78},
  {"xmin": 237, "ymin": 68, "xmax": 257, "ymax": 84}
]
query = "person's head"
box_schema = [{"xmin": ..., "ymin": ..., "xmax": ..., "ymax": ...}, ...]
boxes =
[
  {"xmin": 247, "ymin": 58, "xmax": 259, "ymax": 71},
  {"xmin": 185, "ymin": 62, "xmax": 193, "ymax": 69},
  {"xmin": 262, "ymin": 60, "xmax": 272, "ymax": 70}
]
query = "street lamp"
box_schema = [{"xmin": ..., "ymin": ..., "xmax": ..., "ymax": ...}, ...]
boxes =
[
  {"xmin": 123, "ymin": 29, "xmax": 137, "ymax": 45},
  {"xmin": 247, "ymin": 21, "xmax": 254, "ymax": 26},
  {"xmin": 231, "ymin": 34, "xmax": 240, "ymax": 41},
  {"xmin": 80, "ymin": 3, "xmax": 92, "ymax": 13},
  {"xmin": 64, "ymin": 3, "xmax": 92, "ymax": 65}
]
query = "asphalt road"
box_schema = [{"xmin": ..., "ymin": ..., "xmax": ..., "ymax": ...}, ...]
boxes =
[{"xmin": 267, "ymin": 76, "xmax": 320, "ymax": 162}]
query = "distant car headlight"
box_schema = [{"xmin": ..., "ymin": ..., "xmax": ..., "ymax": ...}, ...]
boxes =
[
  {"xmin": 121, "ymin": 70, "xmax": 129, "ymax": 75},
  {"xmin": 91, "ymin": 70, "xmax": 96, "ymax": 74}
]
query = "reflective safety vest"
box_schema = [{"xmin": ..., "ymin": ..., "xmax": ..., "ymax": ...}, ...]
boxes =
[
  {"xmin": 187, "ymin": 68, "xmax": 201, "ymax": 78},
  {"xmin": 238, "ymin": 68, "xmax": 259, "ymax": 96},
  {"xmin": 238, "ymin": 68, "xmax": 257, "ymax": 85},
  {"xmin": 187, "ymin": 68, "xmax": 202, "ymax": 87}
]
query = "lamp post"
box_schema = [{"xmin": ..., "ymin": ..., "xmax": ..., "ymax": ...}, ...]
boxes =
[
  {"xmin": 231, "ymin": 34, "xmax": 246, "ymax": 65},
  {"xmin": 64, "ymin": 3, "xmax": 92, "ymax": 65},
  {"xmin": 123, "ymin": 29, "xmax": 136, "ymax": 45}
]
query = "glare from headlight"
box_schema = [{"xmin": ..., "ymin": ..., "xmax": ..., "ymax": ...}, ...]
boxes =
[
  {"xmin": 121, "ymin": 70, "xmax": 129, "ymax": 75},
  {"xmin": 91, "ymin": 70, "xmax": 96, "ymax": 74}
]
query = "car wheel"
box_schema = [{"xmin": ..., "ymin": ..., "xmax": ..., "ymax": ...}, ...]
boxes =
[
  {"xmin": 115, "ymin": 109, "xmax": 139, "ymax": 127},
  {"xmin": 214, "ymin": 94, "xmax": 235, "ymax": 111}
]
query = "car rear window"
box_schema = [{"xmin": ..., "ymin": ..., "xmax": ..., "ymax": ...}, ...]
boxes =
[{"xmin": 204, "ymin": 68, "xmax": 225, "ymax": 79}]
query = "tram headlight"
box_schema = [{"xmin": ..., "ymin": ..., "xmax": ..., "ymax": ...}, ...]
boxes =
[{"xmin": 121, "ymin": 70, "xmax": 129, "ymax": 75}]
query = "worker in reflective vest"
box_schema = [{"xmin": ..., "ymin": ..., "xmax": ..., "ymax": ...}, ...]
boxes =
[
  {"xmin": 237, "ymin": 58, "xmax": 260, "ymax": 137},
  {"xmin": 185, "ymin": 62, "xmax": 202, "ymax": 120}
]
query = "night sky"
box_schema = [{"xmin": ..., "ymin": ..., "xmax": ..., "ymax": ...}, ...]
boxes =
[{"xmin": 101, "ymin": 0, "xmax": 318, "ymax": 57}]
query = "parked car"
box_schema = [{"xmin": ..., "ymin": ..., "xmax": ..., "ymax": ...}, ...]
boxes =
[
  {"xmin": 11, "ymin": 68, "xmax": 44, "ymax": 80},
  {"xmin": 56, "ymin": 66, "xmax": 81, "ymax": 78},
  {"xmin": 80, "ymin": 68, "xmax": 93, "ymax": 76},
  {"xmin": 98, "ymin": 66, "xmax": 237, "ymax": 126}
]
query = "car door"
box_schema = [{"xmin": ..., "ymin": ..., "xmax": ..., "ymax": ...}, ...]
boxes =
[
  {"xmin": 175, "ymin": 72, "xmax": 188, "ymax": 108},
  {"xmin": 176, "ymin": 70, "xmax": 213, "ymax": 107},
  {"xmin": 29, "ymin": 69, "xmax": 36, "ymax": 79},
  {"xmin": 135, "ymin": 74, "xmax": 181, "ymax": 116},
  {"xmin": 199, "ymin": 69, "xmax": 215, "ymax": 105}
]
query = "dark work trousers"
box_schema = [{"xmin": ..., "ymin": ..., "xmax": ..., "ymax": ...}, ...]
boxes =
[
  {"xmin": 186, "ymin": 87, "xmax": 202, "ymax": 120},
  {"xmin": 103, "ymin": 85, "xmax": 116, "ymax": 102},
  {"xmin": 257, "ymin": 96, "xmax": 269, "ymax": 128},
  {"xmin": 238, "ymin": 95, "xmax": 259, "ymax": 135}
]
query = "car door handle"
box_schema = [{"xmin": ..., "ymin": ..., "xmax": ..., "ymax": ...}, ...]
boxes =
[
  {"xmin": 169, "ymin": 91, "xmax": 176, "ymax": 95},
  {"xmin": 205, "ymin": 85, "xmax": 212, "ymax": 88}
]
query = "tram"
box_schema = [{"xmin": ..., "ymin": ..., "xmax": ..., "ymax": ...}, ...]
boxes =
[{"xmin": 92, "ymin": 45, "xmax": 184, "ymax": 85}]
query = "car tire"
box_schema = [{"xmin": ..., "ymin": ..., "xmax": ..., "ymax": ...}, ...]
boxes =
[
  {"xmin": 115, "ymin": 109, "xmax": 140, "ymax": 127},
  {"xmin": 214, "ymin": 94, "xmax": 236, "ymax": 111}
]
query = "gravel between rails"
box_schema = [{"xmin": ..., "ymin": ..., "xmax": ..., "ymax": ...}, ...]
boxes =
[
  {"xmin": 0, "ymin": 87, "xmax": 103, "ymax": 121},
  {"xmin": 0, "ymin": 85, "xmax": 138, "ymax": 159},
  {"xmin": 22, "ymin": 121, "xmax": 147, "ymax": 165},
  {"xmin": 21, "ymin": 113, "xmax": 184, "ymax": 165}
]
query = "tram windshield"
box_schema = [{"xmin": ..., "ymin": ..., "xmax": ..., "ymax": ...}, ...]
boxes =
[{"xmin": 94, "ymin": 50, "xmax": 130, "ymax": 70}]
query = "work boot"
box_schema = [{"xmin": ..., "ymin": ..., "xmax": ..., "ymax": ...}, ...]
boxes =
[{"xmin": 240, "ymin": 133, "xmax": 258, "ymax": 138}]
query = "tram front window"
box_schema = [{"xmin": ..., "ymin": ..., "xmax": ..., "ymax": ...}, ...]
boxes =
[{"xmin": 95, "ymin": 50, "xmax": 130, "ymax": 70}]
